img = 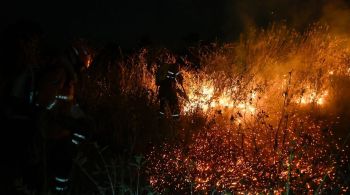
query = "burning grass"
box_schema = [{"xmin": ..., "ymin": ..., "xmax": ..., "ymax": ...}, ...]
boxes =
[
  {"xmin": 78, "ymin": 23, "xmax": 350, "ymax": 194},
  {"xmin": 140, "ymin": 24, "xmax": 350, "ymax": 193}
]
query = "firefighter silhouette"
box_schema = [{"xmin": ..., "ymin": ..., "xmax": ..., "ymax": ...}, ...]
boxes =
[
  {"xmin": 0, "ymin": 20, "xmax": 43, "ymax": 193},
  {"xmin": 35, "ymin": 42, "xmax": 92, "ymax": 193},
  {"xmin": 156, "ymin": 54, "xmax": 187, "ymax": 119}
]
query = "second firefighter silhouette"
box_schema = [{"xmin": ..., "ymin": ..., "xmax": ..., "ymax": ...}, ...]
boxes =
[{"xmin": 156, "ymin": 55, "xmax": 187, "ymax": 119}]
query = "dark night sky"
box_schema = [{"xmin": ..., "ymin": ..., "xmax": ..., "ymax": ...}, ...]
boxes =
[
  {"xmin": 1, "ymin": 0, "xmax": 349, "ymax": 49},
  {"xmin": 0, "ymin": 0, "xmax": 231, "ymax": 48}
]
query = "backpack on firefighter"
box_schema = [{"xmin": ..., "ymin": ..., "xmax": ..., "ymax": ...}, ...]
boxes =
[{"xmin": 156, "ymin": 62, "xmax": 170, "ymax": 86}]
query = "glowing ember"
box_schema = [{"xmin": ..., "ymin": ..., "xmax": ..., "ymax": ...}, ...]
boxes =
[{"xmin": 141, "ymin": 24, "xmax": 350, "ymax": 194}]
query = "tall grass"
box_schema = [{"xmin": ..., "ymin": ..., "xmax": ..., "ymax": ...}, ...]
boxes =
[
  {"xmin": 144, "ymin": 23, "xmax": 350, "ymax": 194},
  {"xmin": 52, "ymin": 23, "xmax": 350, "ymax": 194}
]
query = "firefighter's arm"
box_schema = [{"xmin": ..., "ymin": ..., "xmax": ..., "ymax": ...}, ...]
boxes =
[
  {"xmin": 176, "ymin": 72, "xmax": 184, "ymax": 84},
  {"xmin": 177, "ymin": 87, "xmax": 189, "ymax": 101}
]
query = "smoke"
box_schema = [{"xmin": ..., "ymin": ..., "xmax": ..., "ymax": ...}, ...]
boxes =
[
  {"xmin": 321, "ymin": 0, "xmax": 350, "ymax": 135},
  {"xmin": 321, "ymin": 0, "xmax": 350, "ymax": 35},
  {"xmin": 223, "ymin": 0, "xmax": 350, "ymax": 38},
  {"xmin": 222, "ymin": 0, "xmax": 350, "ymax": 138}
]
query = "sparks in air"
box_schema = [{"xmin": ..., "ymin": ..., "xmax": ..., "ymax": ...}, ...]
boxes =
[{"xmin": 126, "ymin": 23, "xmax": 350, "ymax": 194}]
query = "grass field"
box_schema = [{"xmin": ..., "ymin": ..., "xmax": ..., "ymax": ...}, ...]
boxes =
[{"xmin": 44, "ymin": 23, "xmax": 350, "ymax": 194}]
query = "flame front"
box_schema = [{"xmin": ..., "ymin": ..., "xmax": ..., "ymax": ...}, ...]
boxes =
[{"xmin": 123, "ymin": 24, "xmax": 350, "ymax": 194}]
